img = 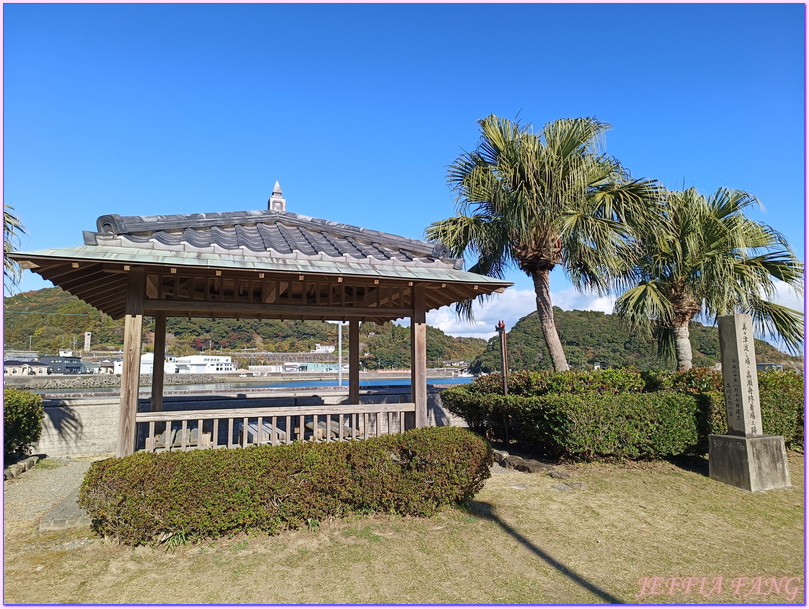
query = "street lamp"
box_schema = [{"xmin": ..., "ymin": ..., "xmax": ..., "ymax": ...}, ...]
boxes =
[
  {"xmin": 327, "ymin": 321, "xmax": 348, "ymax": 386},
  {"xmin": 495, "ymin": 320, "xmax": 509, "ymax": 446}
]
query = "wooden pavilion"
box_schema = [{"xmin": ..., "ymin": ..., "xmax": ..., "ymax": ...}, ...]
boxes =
[{"xmin": 10, "ymin": 183, "xmax": 511, "ymax": 456}]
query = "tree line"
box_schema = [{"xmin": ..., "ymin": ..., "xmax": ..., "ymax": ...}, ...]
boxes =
[
  {"xmin": 471, "ymin": 308, "xmax": 802, "ymax": 374},
  {"xmin": 2, "ymin": 287, "xmax": 486, "ymax": 368}
]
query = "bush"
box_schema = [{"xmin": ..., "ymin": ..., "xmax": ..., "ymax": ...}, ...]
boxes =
[
  {"xmin": 4, "ymin": 389, "xmax": 44, "ymax": 461},
  {"xmin": 79, "ymin": 426, "xmax": 492, "ymax": 545},
  {"xmin": 642, "ymin": 367, "xmax": 724, "ymax": 394},
  {"xmin": 444, "ymin": 367, "xmax": 804, "ymax": 459},
  {"xmin": 445, "ymin": 389, "xmax": 700, "ymax": 460},
  {"xmin": 471, "ymin": 368, "xmax": 645, "ymax": 396}
]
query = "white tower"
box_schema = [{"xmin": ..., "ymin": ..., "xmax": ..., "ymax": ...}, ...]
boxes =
[{"xmin": 268, "ymin": 181, "xmax": 286, "ymax": 211}]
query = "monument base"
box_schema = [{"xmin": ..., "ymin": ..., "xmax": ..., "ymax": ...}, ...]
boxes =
[{"xmin": 708, "ymin": 434, "xmax": 791, "ymax": 492}]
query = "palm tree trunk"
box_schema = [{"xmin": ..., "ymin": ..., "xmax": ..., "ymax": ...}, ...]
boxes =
[
  {"xmin": 531, "ymin": 269, "xmax": 570, "ymax": 372},
  {"xmin": 673, "ymin": 322, "xmax": 693, "ymax": 370}
]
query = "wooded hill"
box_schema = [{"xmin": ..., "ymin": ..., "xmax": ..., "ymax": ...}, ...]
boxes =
[
  {"xmin": 4, "ymin": 287, "xmax": 801, "ymax": 371},
  {"xmin": 471, "ymin": 308, "xmax": 803, "ymax": 373},
  {"xmin": 2, "ymin": 287, "xmax": 486, "ymax": 369}
]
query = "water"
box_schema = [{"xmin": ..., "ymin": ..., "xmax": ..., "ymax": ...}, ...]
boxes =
[{"xmin": 35, "ymin": 376, "xmax": 474, "ymax": 395}]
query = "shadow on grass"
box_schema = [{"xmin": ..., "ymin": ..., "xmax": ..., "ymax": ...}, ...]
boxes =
[
  {"xmin": 665, "ymin": 454, "xmax": 710, "ymax": 477},
  {"xmin": 467, "ymin": 500, "xmax": 625, "ymax": 604}
]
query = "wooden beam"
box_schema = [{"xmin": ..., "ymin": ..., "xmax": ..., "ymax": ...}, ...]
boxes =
[
  {"xmin": 410, "ymin": 284, "xmax": 428, "ymax": 428},
  {"xmin": 58, "ymin": 269, "xmax": 110, "ymax": 291},
  {"xmin": 70, "ymin": 279, "xmax": 128, "ymax": 302},
  {"xmin": 117, "ymin": 268, "xmax": 145, "ymax": 457},
  {"xmin": 151, "ymin": 311, "xmax": 167, "ymax": 412},
  {"xmin": 39, "ymin": 263, "xmax": 95, "ymax": 283},
  {"xmin": 142, "ymin": 299, "xmax": 411, "ymax": 319},
  {"xmin": 349, "ymin": 319, "xmax": 360, "ymax": 405}
]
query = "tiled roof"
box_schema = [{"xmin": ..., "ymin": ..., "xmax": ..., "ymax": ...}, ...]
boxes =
[
  {"xmin": 10, "ymin": 186, "xmax": 512, "ymax": 320},
  {"xmin": 85, "ymin": 209, "xmax": 458, "ymax": 268}
]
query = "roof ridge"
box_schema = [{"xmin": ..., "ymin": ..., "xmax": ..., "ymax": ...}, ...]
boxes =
[{"xmin": 94, "ymin": 209, "xmax": 444, "ymax": 257}]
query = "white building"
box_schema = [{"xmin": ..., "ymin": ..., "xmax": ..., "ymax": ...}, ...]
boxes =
[
  {"xmin": 114, "ymin": 353, "xmax": 179, "ymax": 375},
  {"xmin": 311, "ymin": 344, "xmax": 335, "ymax": 354},
  {"xmin": 247, "ymin": 364, "xmax": 284, "ymax": 376},
  {"xmin": 174, "ymin": 355, "xmax": 235, "ymax": 374}
]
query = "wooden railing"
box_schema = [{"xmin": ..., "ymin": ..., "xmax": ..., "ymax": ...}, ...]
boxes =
[{"xmin": 135, "ymin": 403, "xmax": 416, "ymax": 452}]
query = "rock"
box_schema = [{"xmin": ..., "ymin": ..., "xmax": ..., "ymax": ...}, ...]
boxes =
[
  {"xmin": 491, "ymin": 450, "xmax": 509, "ymax": 465},
  {"xmin": 548, "ymin": 470, "xmax": 571, "ymax": 479},
  {"xmin": 503, "ymin": 455, "xmax": 526, "ymax": 469},
  {"xmin": 552, "ymin": 484, "xmax": 574, "ymax": 491},
  {"xmin": 515, "ymin": 459, "xmax": 554, "ymax": 474},
  {"xmin": 511, "ymin": 484, "xmax": 526, "ymax": 490}
]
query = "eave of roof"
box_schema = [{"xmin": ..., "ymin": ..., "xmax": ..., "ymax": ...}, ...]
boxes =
[{"xmin": 12, "ymin": 245, "xmax": 511, "ymax": 287}]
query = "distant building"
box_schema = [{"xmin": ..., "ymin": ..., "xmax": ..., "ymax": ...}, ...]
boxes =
[
  {"xmin": 3, "ymin": 351, "xmax": 39, "ymax": 362},
  {"xmin": 4, "ymin": 360, "xmax": 48, "ymax": 376},
  {"xmin": 113, "ymin": 353, "xmax": 179, "ymax": 375},
  {"xmin": 248, "ymin": 364, "xmax": 284, "ymax": 376},
  {"xmin": 311, "ymin": 344, "xmax": 335, "ymax": 354},
  {"xmin": 174, "ymin": 355, "xmax": 235, "ymax": 374},
  {"xmin": 40, "ymin": 355, "xmax": 82, "ymax": 375},
  {"xmin": 81, "ymin": 361, "xmax": 100, "ymax": 374},
  {"xmin": 110, "ymin": 354, "xmax": 233, "ymax": 375},
  {"xmin": 98, "ymin": 359, "xmax": 117, "ymax": 375}
]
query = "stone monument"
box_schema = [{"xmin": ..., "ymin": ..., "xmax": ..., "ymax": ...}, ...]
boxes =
[{"xmin": 709, "ymin": 313, "xmax": 791, "ymax": 492}]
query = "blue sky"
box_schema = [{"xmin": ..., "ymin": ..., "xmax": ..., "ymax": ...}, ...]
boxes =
[{"xmin": 4, "ymin": 3, "xmax": 805, "ymax": 342}]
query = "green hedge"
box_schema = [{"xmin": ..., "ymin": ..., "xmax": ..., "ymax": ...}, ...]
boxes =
[
  {"xmin": 443, "ymin": 388, "xmax": 702, "ymax": 459},
  {"xmin": 443, "ymin": 368, "xmax": 804, "ymax": 459},
  {"xmin": 470, "ymin": 368, "xmax": 646, "ymax": 396},
  {"xmin": 4, "ymin": 389, "xmax": 44, "ymax": 461},
  {"xmin": 79, "ymin": 426, "xmax": 492, "ymax": 545}
]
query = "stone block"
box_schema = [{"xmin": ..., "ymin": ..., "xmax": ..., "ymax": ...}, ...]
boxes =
[
  {"xmin": 503, "ymin": 455, "xmax": 526, "ymax": 469},
  {"xmin": 709, "ymin": 434, "xmax": 791, "ymax": 492},
  {"xmin": 515, "ymin": 459, "xmax": 553, "ymax": 474}
]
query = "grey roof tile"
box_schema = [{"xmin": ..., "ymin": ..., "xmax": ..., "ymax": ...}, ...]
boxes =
[{"xmin": 91, "ymin": 209, "xmax": 452, "ymax": 264}]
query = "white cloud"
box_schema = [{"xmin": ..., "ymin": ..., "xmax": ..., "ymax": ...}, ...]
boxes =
[
  {"xmin": 425, "ymin": 287, "xmax": 618, "ymax": 340},
  {"xmin": 768, "ymin": 279, "xmax": 804, "ymax": 312},
  {"xmin": 550, "ymin": 286, "xmax": 617, "ymax": 315}
]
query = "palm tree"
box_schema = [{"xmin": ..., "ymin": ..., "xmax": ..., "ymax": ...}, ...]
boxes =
[
  {"xmin": 426, "ymin": 115, "xmax": 660, "ymax": 371},
  {"xmin": 614, "ymin": 187, "xmax": 804, "ymax": 370},
  {"xmin": 4, "ymin": 205, "xmax": 27, "ymax": 296}
]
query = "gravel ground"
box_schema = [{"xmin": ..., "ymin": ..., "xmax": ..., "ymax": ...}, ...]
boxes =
[{"xmin": 3, "ymin": 458, "xmax": 95, "ymax": 531}]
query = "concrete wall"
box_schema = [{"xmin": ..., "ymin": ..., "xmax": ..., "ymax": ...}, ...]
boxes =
[
  {"xmin": 37, "ymin": 397, "xmax": 120, "ymax": 458},
  {"xmin": 34, "ymin": 385, "xmax": 465, "ymax": 458}
]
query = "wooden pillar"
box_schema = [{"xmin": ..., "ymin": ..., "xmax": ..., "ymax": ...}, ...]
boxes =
[
  {"xmin": 117, "ymin": 268, "xmax": 145, "ymax": 457},
  {"xmin": 410, "ymin": 284, "xmax": 428, "ymax": 428},
  {"xmin": 151, "ymin": 311, "xmax": 167, "ymax": 412},
  {"xmin": 348, "ymin": 319, "xmax": 360, "ymax": 405}
]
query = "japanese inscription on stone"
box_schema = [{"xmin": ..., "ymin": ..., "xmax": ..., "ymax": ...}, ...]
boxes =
[{"xmin": 718, "ymin": 314, "xmax": 763, "ymax": 436}]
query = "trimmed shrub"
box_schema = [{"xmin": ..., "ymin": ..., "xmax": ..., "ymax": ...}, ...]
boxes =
[
  {"xmin": 471, "ymin": 368, "xmax": 645, "ymax": 396},
  {"xmin": 758, "ymin": 371, "xmax": 805, "ymax": 450},
  {"xmin": 444, "ymin": 367, "xmax": 804, "ymax": 459},
  {"xmin": 79, "ymin": 426, "xmax": 492, "ymax": 545},
  {"xmin": 446, "ymin": 389, "xmax": 700, "ymax": 460},
  {"xmin": 4, "ymin": 389, "xmax": 44, "ymax": 461},
  {"xmin": 642, "ymin": 367, "xmax": 724, "ymax": 394}
]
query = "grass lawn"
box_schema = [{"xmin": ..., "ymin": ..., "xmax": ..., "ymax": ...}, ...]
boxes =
[{"xmin": 3, "ymin": 452, "xmax": 804, "ymax": 604}]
